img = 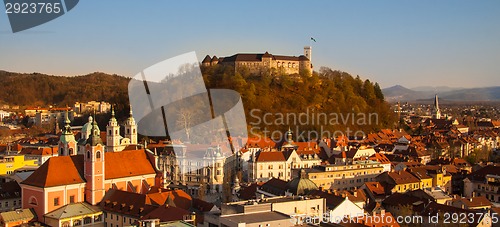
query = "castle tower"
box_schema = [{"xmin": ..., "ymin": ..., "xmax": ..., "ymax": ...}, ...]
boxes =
[
  {"xmin": 304, "ymin": 46, "xmax": 312, "ymax": 61},
  {"xmin": 106, "ymin": 106, "xmax": 121, "ymax": 152},
  {"xmin": 58, "ymin": 111, "xmax": 77, "ymax": 156},
  {"xmin": 84, "ymin": 119, "xmax": 105, "ymax": 205},
  {"xmin": 124, "ymin": 105, "xmax": 138, "ymax": 145},
  {"xmin": 433, "ymin": 94, "xmax": 441, "ymax": 119}
]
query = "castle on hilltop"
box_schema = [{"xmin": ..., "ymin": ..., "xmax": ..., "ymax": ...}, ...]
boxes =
[{"xmin": 202, "ymin": 46, "xmax": 313, "ymax": 75}]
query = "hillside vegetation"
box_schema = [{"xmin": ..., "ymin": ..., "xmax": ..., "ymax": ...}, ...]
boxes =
[
  {"xmin": 0, "ymin": 66, "xmax": 396, "ymax": 136},
  {"xmin": 202, "ymin": 65, "xmax": 395, "ymax": 135}
]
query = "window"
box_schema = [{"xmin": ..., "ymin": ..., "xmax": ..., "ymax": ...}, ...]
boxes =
[
  {"xmin": 29, "ymin": 197, "xmax": 38, "ymax": 206},
  {"xmin": 84, "ymin": 217, "xmax": 92, "ymax": 224},
  {"xmin": 87, "ymin": 151, "xmax": 91, "ymax": 159},
  {"xmin": 96, "ymin": 151, "xmax": 101, "ymax": 159},
  {"xmin": 13, "ymin": 200, "xmax": 16, "ymax": 206},
  {"xmin": 70, "ymin": 195, "xmax": 75, "ymax": 203},
  {"xmin": 54, "ymin": 197, "xmax": 60, "ymax": 206}
]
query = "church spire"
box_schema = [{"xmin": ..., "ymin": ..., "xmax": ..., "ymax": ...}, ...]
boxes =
[
  {"xmin": 64, "ymin": 110, "xmax": 72, "ymax": 133},
  {"xmin": 433, "ymin": 94, "xmax": 441, "ymax": 119},
  {"xmin": 87, "ymin": 110, "xmax": 103, "ymax": 146},
  {"xmin": 108, "ymin": 105, "xmax": 118, "ymax": 126}
]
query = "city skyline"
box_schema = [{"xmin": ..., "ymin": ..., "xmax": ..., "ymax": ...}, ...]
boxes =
[{"xmin": 0, "ymin": 1, "xmax": 499, "ymax": 89}]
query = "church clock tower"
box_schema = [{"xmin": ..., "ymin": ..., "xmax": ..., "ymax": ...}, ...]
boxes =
[
  {"xmin": 84, "ymin": 119, "xmax": 105, "ymax": 205},
  {"xmin": 106, "ymin": 106, "xmax": 121, "ymax": 152},
  {"xmin": 124, "ymin": 105, "xmax": 138, "ymax": 145},
  {"xmin": 58, "ymin": 111, "xmax": 77, "ymax": 156}
]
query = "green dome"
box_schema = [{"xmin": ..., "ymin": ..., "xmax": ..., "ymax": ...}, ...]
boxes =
[{"xmin": 286, "ymin": 169, "xmax": 318, "ymax": 195}]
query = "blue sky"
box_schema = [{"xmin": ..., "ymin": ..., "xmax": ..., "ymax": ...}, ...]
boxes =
[{"xmin": 0, "ymin": 1, "xmax": 499, "ymax": 88}]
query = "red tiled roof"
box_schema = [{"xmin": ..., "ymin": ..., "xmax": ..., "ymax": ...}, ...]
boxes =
[
  {"xmin": 145, "ymin": 189, "xmax": 192, "ymax": 210},
  {"xmin": 20, "ymin": 147, "xmax": 57, "ymax": 156},
  {"xmin": 22, "ymin": 155, "xmax": 85, "ymax": 187},
  {"xmin": 256, "ymin": 151, "xmax": 286, "ymax": 162},
  {"xmin": 364, "ymin": 182, "xmax": 387, "ymax": 196},
  {"xmin": 238, "ymin": 183, "xmax": 262, "ymax": 200},
  {"xmin": 388, "ymin": 171, "xmax": 420, "ymax": 184},
  {"xmin": 295, "ymin": 142, "xmax": 320, "ymax": 155},
  {"xmin": 140, "ymin": 205, "xmax": 190, "ymax": 222},
  {"xmin": 245, "ymin": 137, "xmax": 276, "ymax": 149},
  {"xmin": 369, "ymin": 153, "xmax": 391, "ymax": 164},
  {"xmin": 192, "ymin": 198, "xmax": 215, "ymax": 212},
  {"xmin": 453, "ymin": 196, "xmax": 492, "ymax": 208},
  {"xmin": 100, "ymin": 189, "xmax": 155, "ymax": 218},
  {"xmin": 22, "ymin": 149, "xmax": 156, "ymax": 188},
  {"xmin": 105, "ymin": 150, "xmax": 156, "ymax": 179}
]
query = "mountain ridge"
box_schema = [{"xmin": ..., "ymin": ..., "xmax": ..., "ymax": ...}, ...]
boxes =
[{"xmin": 383, "ymin": 85, "xmax": 500, "ymax": 102}]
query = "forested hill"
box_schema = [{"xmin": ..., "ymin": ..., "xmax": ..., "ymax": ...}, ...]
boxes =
[
  {"xmin": 1, "ymin": 66, "xmax": 395, "ymax": 134},
  {"xmin": 202, "ymin": 65, "xmax": 396, "ymax": 134},
  {"xmin": 0, "ymin": 71, "xmax": 130, "ymax": 107}
]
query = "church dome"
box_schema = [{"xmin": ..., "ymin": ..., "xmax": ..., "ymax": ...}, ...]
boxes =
[
  {"xmin": 286, "ymin": 169, "xmax": 318, "ymax": 196},
  {"xmin": 81, "ymin": 116, "xmax": 95, "ymax": 135}
]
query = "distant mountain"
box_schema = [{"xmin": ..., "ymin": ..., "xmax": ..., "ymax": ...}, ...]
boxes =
[
  {"xmin": 383, "ymin": 85, "xmax": 500, "ymax": 102},
  {"xmin": 382, "ymin": 85, "xmax": 428, "ymax": 102},
  {"xmin": 411, "ymin": 86, "xmax": 464, "ymax": 93},
  {"xmin": 439, "ymin": 87, "xmax": 500, "ymax": 101}
]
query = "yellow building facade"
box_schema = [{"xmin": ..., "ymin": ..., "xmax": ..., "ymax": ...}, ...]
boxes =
[{"xmin": 0, "ymin": 155, "xmax": 37, "ymax": 175}]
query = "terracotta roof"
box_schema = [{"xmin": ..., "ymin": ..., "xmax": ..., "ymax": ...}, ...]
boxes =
[
  {"xmin": 382, "ymin": 193, "xmax": 428, "ymax": 208},
  {"xmin": 22, "ymin": 149, "xmax": 155, "ymax": 188},
  {"xmin": 256, "ymin": 151, "xmax": 286, "ymax": 162},
  {"xmin": 140, "ymin": 205, "xmax": 190, "ymax": 222},
  {"xmin": 388, "ymin": 171, "xmax": 421, "ymax": 185},
  {"xmin": 192, "ymin": 198, "xmax": 215, "ymax": 212},
  {"xmin": 369, "ymin": 153, "xmax": 391, "ymax": 164},
  {"xmin": 466, "ymin": 165, "xmax": 500, "ymax": 182},
  {"xmin": 260, "ymin": 178, "xmax": 288, "ymax": 196},
  {"xmin": 238, "ymin": 183, "xmax": 261, "ymax": 200},
  {"xmin": 407, "ymin": 167, "xmax": 433, "ymax": 180},
  {"xmin": 104, "ymin": 149, "xmax": 156, "ymax": 179},
  {"xmin": 453, "ymin": 196, "xmax": 492, "ymax": 208},
  {"xmin": 245, "ymin": 137, "xmax": 276, "ymax": 149},
  {"xmin": 145, "ymin": 188, "xmax": 192, "ymax": 210},
  {"xmin": 364, "ymin": 182, "xmax": 387, "ymax": 196},
  {"xmin": 20, "ymin": 147, "xmax": 57, "ymax": 156},
  {"xmin": 22, "ymin": 155, "xmax": 85, "ymax": 187},
  {"xmin": 100, "ymin": 189, "xmax": 154, "ymax": 218},
  {"xmin": 295, "ymin": 142, "xmax": 320, "ymax": 155}
]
